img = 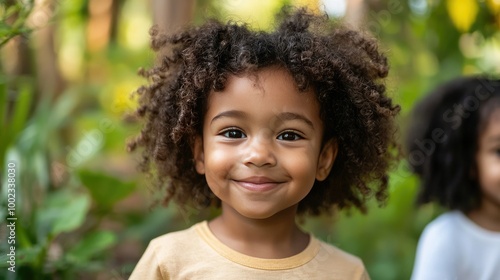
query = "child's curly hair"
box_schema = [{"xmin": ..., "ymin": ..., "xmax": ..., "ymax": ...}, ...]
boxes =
[
  {"xmin": 406, "ymin": 76, "xmax": 500, "ymax": 212},
  {"xmin": 128, "ymin": 7, "xmax": 400, "ymax": 215}
]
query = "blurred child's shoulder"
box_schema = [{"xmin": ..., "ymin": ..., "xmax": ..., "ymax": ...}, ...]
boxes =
[
  {"xmin": 428, "ymin": 211, "xmax": 462, "ymax": 227},
  {"xmin": 421, "ymin": 211, "xmax": 464, "ymax": 239}
]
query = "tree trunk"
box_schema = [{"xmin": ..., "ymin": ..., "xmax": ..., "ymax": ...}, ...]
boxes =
[
  {"xmin": 32, "ymin": 0, "xmax": 65, "ymax": 98},
  {"xmin": 151, "ymin": 0, "xmax": 196, "ymax": 35},
  {"xmin": 344, "ymin": 0, "xmax": 366, "ymax": 28}
]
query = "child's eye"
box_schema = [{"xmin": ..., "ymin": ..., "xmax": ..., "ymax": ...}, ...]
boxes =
[
  {"xmin": 221, "ymin": 129, "xmax": 246, "ymax": 139},
  {"xmin": 495, "ymin": 148, "xmax": 500, "ymax": 157},
  {"xmin": 277, "ymin": 131, "xmax": 303, "ymax": 141}
]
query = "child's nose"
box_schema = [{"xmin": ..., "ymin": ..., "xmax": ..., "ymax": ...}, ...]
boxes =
[{"xmin": 243, "ymin": 136, "xmax": 277, "ymax": 168}]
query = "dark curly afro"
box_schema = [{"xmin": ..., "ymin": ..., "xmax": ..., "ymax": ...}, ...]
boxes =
[{"xmin": 128, "ymin": 7, "xmax": 400, "ymax": 216}]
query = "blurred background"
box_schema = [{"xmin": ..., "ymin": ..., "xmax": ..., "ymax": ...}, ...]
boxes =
[{"xmin": 0, "ymin": 0, "xmax": 499, "ymax": 279}]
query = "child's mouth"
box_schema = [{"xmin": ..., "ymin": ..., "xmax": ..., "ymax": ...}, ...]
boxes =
[{"xmin": 233, "ymin": 177, "xmax": 283, "ymax": 192}]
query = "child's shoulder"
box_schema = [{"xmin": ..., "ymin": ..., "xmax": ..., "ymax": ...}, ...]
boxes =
[
  {"xmin": 129, "ymin": 222, "xmax": 205, "ymax": 279},
  {"xmin": 422, "ymin": 211, "xmax": 462, "ymax": 235},
  {"xmin": 426, "ymin": 211, "xmax": 500, "ymax": 240},
  {"xmin": 319, "ymin": 240, "xmax": 363, "ymax": 265},
  {"xmin": 314, "ymin": 240, "xmax": 369, "ymax": 278},
  {"xmin": 316, "ymin": 238, "xmax": 365, "ymax": 268},
  {"xmin": 139, "ymin": 221, "xmax": 207, "ymax": 267},
  {"xmin": 148, "ymin": 222, "xmax": 201, "ymax": 251},
  {"xmin": 418, "ymin": 211, "xmax": 474, "ymax": 248}
]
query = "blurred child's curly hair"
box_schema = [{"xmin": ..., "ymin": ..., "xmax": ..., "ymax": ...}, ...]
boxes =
[
  {"xmin": 128, "ymin": 7, "xmax": 400, "ymax": 215},
  {"xmin": 406, "ymin": 76, "xmax": 500, "ymax": 212}
]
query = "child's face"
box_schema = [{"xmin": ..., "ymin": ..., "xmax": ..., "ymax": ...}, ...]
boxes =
[
  {"xmin": 193, "ymin": 67, "xmax": 337, "ymax": 219},
  {"xmin": 476, "ymin": 108, "xmax": 500, "ymax": 209}
]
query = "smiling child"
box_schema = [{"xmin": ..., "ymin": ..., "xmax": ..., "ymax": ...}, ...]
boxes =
[{"xmin": 128, "ymin": 7, "xmax": 400, "ymax": 279}]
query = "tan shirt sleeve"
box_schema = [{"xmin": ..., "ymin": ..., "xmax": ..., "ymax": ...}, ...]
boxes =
[
  {"xmin": 358, "ymin": 267, "xmax": 371, "ymax": 280},
  {"xmin": 129, "ymin": 240, "xmax": 168, "ymax": 280}
]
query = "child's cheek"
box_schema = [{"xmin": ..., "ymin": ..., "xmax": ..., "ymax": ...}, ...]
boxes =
[
  {"xmin": 206, "ymin": 147, "xmax": 238, "ymax": 179},
  {"xmin": 277, "ymin": 143, "xmax": 318, "ymax": 179}
]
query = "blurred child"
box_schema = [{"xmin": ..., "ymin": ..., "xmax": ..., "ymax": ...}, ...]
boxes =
[
  {"xmin": 408, "ymin": 76, "xmax": 500, "ymax": 280},
  {"xmin": 128, "ymin": 7, "xmax": 400, "ymax": 279}
]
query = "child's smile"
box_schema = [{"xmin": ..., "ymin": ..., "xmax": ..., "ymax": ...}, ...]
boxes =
[
  {"xmin": 193, "ymin": 66, "xmax": 336, "ymax": 220},
  {"xmin": 232, "ymin": 175, "xmax": 285, "ymax": 192}
]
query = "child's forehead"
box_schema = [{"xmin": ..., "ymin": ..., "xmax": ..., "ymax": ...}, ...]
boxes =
[
  {"xmin": 479, "ymin": 108, "xmax": 500, "ymax": 142},
  {"xmin": 487, "ymin": 107, "xmax": 500, "ymax": 123},
  {"xmin": 476, "ymin": 96, "xmax": 500, "ymax": 135},
  {"xmin": 216, "ymin": 66, "xmax": 311, "ymax": 94},
  {"xmin": 215, "ymin": 66, "xmax": 310, "ymax": 93},
  {"xmin": 480, "ymin": 96, "xmax": 500, "ymax": 119},
  {"xmin": 205, "ymin": 66, "xmax": 319, "ymax": 112},
  {"xmin": 205, "ymin": 68, "xmax": 319, "ymax": 108}
]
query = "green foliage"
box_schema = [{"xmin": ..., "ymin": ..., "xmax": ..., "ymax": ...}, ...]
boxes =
[
  {"xmin": 79, "ymin": 169, "xmax": 136, "ymax": 211},
  {"xmin": 0, "ymin": 81, "xmax": 136, "ymax": 278},
  {"xmin": 36, "ymin": 191, "xmax": 90, "ymax": 237},
  {"xmin": 0, "ymin": 78, "xmax": 33, "ymax": 165},
  {"xmin": 0, "ymin": 0, "xmax": 35, "ymax": 47},
  {"xmin": 66, "ymin": 231, "xmax": 117, "ymax": 264}
]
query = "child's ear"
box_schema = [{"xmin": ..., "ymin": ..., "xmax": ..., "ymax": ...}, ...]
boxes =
[
  {"xmin": 316, "ymin": 138, "xmax": 338, "ymax": 181},
  {"xmin": 193, "ymin": 136, "xmax": 205, "ymax": 174}
]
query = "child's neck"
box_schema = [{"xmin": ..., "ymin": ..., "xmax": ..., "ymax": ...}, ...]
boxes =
[
  {"xmin": 467, "ymin": 198, "xmax": 500, "ymax": 232},
  {"xmin": 208, "ymin": 204, "xmax": 310, "ymax": 259}
]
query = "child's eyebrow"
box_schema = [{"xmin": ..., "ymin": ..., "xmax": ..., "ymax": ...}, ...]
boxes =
[
  {"xmin": 275, "ymin": 112, "xmax": 315, "ymax": 129},
  {"xmin": 210, "ymin": 110, "xmax": 314, "ymax": 128},
  {"xmin": 211, "ymin": 110, "xmax": 247, "ymax": 124}
]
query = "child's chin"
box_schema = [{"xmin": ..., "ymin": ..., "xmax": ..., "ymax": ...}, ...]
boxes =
[{"xmin": 234, "ymin": 206, "xmax": 287, "ymax": 220}]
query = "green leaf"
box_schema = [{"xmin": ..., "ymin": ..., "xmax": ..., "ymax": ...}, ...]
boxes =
[
  {"xmin": 36, "ymin": 192, "xmax": 90, "ymax": 238},
  {"xmin": 78, "ymin": 169, "xmax": 136, "ymax": 209},
  {"xmin": 33, "ymin": 150, "xmax": 50, "ymax": 189},
  {"xmin": 47, "ymin": 89, "xmax": 78, "ymax": 130},
  {"xmin": 5, "ymin": 5, "xmax": 21, "ymax": 19},
  {"xmin": 0, "ymin": 245, "xmax": 43, "ymax": 268},
  {"xmin": 10, "ymin": 82, "xmax": 32, "ymax": 142},
  {"xmin": 0, "ymin": 79, "xmax": 6, "ymax": 128},
  {"xmin": 66, "ymin": 231, "xmax": 117, "ymax": 262},
  {"xmin": 0, "ymin": 79, "xmax": 7, "ymax": 161}
]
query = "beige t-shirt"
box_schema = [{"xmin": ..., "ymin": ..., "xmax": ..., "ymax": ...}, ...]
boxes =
[{"xmin": 129, "ymin": 221, "xmax": 369, "ymax": 279}]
